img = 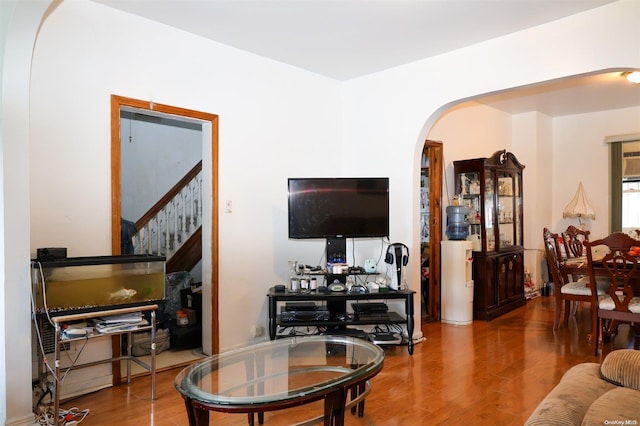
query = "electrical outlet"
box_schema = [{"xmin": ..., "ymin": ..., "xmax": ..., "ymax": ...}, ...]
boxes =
[{"xmin": 225, "ymin": 200, "xmax": 232, "ymax": 213}]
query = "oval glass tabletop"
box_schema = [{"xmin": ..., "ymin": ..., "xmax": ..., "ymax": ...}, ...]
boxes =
[{"xmin": 175, "ymin": 335, "xmax": 384, "ymax": 407}]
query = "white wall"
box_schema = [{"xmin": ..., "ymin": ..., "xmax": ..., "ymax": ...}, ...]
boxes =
[
  {"xmin": 28, "ymin": 0, "xmax": 343, "ymax": 357},
  {"xmin": 3, "ymin": 0, "xmax": 640, "ymax": 424},
  {"xmin": 427, "ymin": 102, "xmax": 512, "ymax": 202},
  {"xmin": 513, "ymin": 112, "xmax": 553, "ymax": 288},
  {"xmin": 342, "ymin": 0, "xmax": 640, "ymax": 305},
  {"xmin": 552, "ymin": 106, "xmax": 640, "ymax": 238}
]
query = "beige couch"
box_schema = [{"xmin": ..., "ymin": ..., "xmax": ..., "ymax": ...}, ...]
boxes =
[{"xmin": 526, "ymin": 349, "xmax": 640, "ymax": 425}]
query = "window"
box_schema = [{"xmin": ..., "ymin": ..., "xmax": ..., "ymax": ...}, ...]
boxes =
[
  {"xmin": 609, "ymin": 137, "xmax": 640, "ymax": 233},
  {"xmin": 622, "ymin": 179, "xmax": 640, "ymax": 229}
]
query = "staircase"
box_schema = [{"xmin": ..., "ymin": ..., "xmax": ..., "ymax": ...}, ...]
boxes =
[{"xmin": 131, "ymin": 161, "xmax": 203, "ymax": 273}]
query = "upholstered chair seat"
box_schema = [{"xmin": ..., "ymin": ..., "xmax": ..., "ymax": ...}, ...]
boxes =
[
  {"xmin": 597, "ymin": 295, "xmax": 640, "ymax": 313},
  {"xmin": 560, "ymin": 277, "xmax": 609, "ymax": 296}
]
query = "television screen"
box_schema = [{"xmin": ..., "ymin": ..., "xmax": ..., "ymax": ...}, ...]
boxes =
[{"xmin": 288, "ymin": 178, "xmax": 389, "ymax": 239}]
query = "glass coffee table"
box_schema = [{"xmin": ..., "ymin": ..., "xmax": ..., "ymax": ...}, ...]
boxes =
[{"xmin": 175, "ymin": 335, "xmax": 384, "ymax": 425}]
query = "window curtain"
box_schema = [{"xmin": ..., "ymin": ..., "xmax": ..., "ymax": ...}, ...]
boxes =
[{"xmin": 610, "ymin": 141, "xmax": 622, "ymax": 232}]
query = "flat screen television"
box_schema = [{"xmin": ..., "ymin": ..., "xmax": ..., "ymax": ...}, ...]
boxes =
[{"xmin": 288, "ymin": 177, "xmax": 389, "ymax": 240}]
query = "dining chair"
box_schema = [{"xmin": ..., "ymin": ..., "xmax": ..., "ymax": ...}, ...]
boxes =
[
  {"xmin": 584, "ymin": 232, "xmax": 640, "ymax": 356},
  {"xmin": 562, "ymin": 225, "xmax": 590, "ymax": 259},
  {"xmin": 543, "ymin": 228, "xmax": 608, "ymax": 330}
]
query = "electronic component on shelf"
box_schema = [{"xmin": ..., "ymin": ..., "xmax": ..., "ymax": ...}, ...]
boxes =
[
  {"xmin": 328, "ymin": 282, "xmax": 346, "ymax": 292},
  {"xmin": 63, "ymin": 328, "xmax": 88, "ymax": 337},
  {"xmin": 348, "ymin": 285, "xmax": 366, "ymax": 294},
  {"xmin": 280, "ymin": 310, "xmax": 330, "ymax": 322},
  {"xmin": 367, "ymin": 281, "xmax": 380, "ymax": 292},
  {"xmin": 369, "ymin": 332, "xmax": 402, "ymax": 345},
  {"xmin": 352, "ymin": 303, "xmax": 389, "ymax": 321},
  {"xmin": 285, "ymin": 302, "xmax": 317, "ymax": 311},
  {"xmin": 323, "ymin": 327, "xmax": 368, "ymax": 339},
  {"xmin": 352, "ymin": 303, "xmax": 388, "ymax": 313},
  {"xmin": 281, "ymin": 302, "xmax": 330, "ymax": 322}
]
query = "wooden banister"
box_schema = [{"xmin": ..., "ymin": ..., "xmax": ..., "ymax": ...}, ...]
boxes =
[{"xmin": 135, "ymin": 161, "xmax": 202, "ymax": 231}]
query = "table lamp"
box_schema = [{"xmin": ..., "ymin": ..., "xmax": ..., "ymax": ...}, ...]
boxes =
[{"xmin": 562, "ymin": 182, "xmax": 596, "ymax": 230}]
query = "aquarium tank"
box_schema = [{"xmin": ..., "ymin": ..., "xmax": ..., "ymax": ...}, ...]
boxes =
[{"xmin": 31, "ymin": 255, "xmax": 166, "ymax": 316}]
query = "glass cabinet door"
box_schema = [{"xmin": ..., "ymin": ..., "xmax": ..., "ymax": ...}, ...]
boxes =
[
  {"xmin": 460, "ymin": 172, "xmax": 482, "ymax": 250},
  {"xmin": 497, "ymin": 171, "xmax": 516, "ymax": 249},
  {"xmin": 484, "ymin": 172, "xmax": 496, "ymax": 253},
  {"xmin": 514, "ymin": 172, "xmax": 522, "ymax": 246}
]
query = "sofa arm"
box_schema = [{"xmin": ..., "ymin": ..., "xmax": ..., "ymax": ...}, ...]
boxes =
[
  {"xmin": 600, "ymin": 349, "xmax": 640, "ymax": 391},
  {"xmin": 525, "ymin": 363, "xmax": 616, "ymax": 426}
]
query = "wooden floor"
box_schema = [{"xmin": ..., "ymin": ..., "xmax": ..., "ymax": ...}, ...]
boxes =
[{"xmin": 59, "ymin": 295, "xmax": 639, "ymax": 425}]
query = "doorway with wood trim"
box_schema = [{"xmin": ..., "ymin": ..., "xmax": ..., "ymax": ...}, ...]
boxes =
[
  {"xmin": 421, "ymin": 140, "xmax": 443, "ymax": 323},
  {"xmin": 110, "ymin": 95, "xmax": 219, "ymax": 362}
]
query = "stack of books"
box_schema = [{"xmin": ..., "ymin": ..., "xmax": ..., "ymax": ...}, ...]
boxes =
[{"xmin": 89, "ymin": 312, "xmax": 148, "ymax": 333}]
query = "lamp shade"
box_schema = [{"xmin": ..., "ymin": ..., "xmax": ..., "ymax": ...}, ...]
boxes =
[{"xmin": 562, "ymin": 182, "xmax": 596, "ymax": 220}]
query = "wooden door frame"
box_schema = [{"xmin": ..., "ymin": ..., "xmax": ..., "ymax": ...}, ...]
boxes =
[
  {"xmin": 424, "ymin": 140, "xmax": 443, "ymax": 321},
  {"xmin": 110, "ymin": 95, "xmax": 219, "ymax": 355}
]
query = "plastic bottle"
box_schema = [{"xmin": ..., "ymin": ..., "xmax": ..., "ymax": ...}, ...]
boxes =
[{"xmin": 176, "ymin": 310, "xmax": 189, "ymax": 327}]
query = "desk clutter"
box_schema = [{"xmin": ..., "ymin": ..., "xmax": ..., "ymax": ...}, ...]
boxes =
[
  {"xmin": 286, "ymin": 259, "xmax": 395, "ymax": 294},
  {"xmin": 57, "ymin": 311, "xmax": 171, "ymax": 356},
  {"xmin": 57, "ymin": 311, "xmax": 151, "ymax": 340},
  {"xmin": 87, "ymin": 312, "xmax": 149, "ymax": 333}
]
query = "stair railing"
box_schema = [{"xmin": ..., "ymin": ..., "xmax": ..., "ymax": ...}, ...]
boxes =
[{"xmin": 132, "ymin": 161, "xmax": 203, "ymax": 259}]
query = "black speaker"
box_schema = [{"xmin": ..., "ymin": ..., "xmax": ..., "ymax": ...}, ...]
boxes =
[
  {"xmin": 385, "ymin": 243, "xmax": 409, "ymax": 266},
  {"xmin": 36, "ymin": 247, "xmax": 67, "ymax": 261}
]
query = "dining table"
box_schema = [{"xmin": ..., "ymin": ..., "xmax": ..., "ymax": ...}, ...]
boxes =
[
  {"xmin": 559, "ymin": 253, "xmax": 640, "ymax": 341},
  {"xmin": 559, "ymin": 253, "xmax": 640, "ymax": 288}
]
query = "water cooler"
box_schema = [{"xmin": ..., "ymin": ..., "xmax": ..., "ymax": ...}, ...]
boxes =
[{"xmin": 441, "ymin": 240, "xmax": 474, "ymax": 325}]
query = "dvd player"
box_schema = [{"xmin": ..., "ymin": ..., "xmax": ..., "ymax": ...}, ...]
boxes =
[
  {"xmin": 355, "ymin": 313, "xmax": 390, "ymax": 321},
  {"xmin": 352, "ymin": 302, "xmax": 388, "ymax": 313},
  {"xmin": 280, "ymin": 310, "xmax": 330, "ymax": 322},
  {"xmin": 285, "ymin": 302, "xmax": 317, "ymax": 311}
]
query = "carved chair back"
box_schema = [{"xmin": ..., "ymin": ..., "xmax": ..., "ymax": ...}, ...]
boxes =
[
  {"xmin": 584, "ymin": 232, "xmax": 640, "ymax": 355},
  {"xmin": 543, "ymin": 228, "xmax": 565, "ymax": 288},
  {"xmin": 562, "ymin": 225, "xmax": 590, "ymax": 259}
]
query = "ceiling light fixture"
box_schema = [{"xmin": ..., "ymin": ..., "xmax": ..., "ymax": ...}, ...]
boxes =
[{"xmin": 622, "ymin": 71, "xmax": 640, "ymax": 84}]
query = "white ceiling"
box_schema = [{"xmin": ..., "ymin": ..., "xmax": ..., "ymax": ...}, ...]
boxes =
[{"xmin": 93, "ymin": 0, "xmax": 640, "ymax": 116}]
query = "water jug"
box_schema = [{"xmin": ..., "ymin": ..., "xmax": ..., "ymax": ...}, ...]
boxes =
[{"xmin": 445, "ymin": 205, "xmax": 470, "ymax": 240}]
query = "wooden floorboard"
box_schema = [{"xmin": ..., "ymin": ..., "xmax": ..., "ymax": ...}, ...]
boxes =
[{"xmin": 57, "ymin": 296, "xmax": 638, "ymax": 425}]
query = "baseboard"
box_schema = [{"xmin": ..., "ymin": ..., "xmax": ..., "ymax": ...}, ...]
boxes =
[
  {"xmin": 5, "ymin": 412, "xmax": 37, "ymax": 426},
  {"xmin": 59, "ymin": 375, "xmax": 113, "ymax": 401}
]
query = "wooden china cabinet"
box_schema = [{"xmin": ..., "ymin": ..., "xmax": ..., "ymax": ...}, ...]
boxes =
[{"xmin": 453, "ymin": 150, "xmax": 525, "ymax": 320}]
